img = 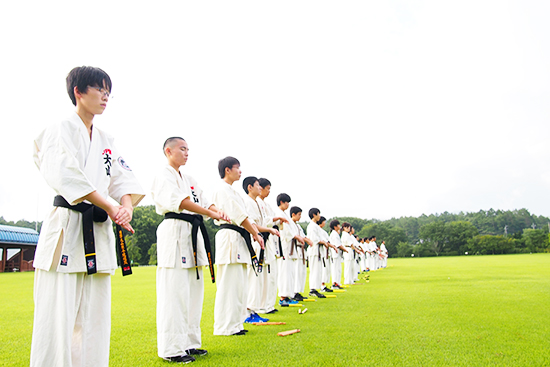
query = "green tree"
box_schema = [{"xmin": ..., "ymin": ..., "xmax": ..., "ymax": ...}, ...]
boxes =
[
  {"xmin": 418, "ymin": 221, "xmax": 446, "ymax": 256},
  {"xmin": 522, "ymin": 229, "xmax": 548, "ymax": 252},
  {"xmin": 396, "ymin": 241, "xmax": 413, "ymax": 257},
  {"xmin": 357, "ymin": 222, "xmax": 407, "ymax": 258},
  {"xmin": 148, "ymin": 243, "xmax": 157, "ymax": 265}
]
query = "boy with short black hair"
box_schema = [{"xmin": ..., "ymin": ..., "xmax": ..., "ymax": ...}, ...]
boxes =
[
  {"xmin": 31, "ymin": 66, "xmax": 145, "ymax": 366},
  {"xmin": 211, "ymin": 158, "xmax": 265, "ymax": 336},
  {"xmin": 329, "ymin": 220, "xmax": 348, "ymax": 288},
  {"xmin": 291, "ymin": 206, "xmax": 312, "ymax": 301},
  {"xmin": 306, "ymin": 208, "xmax": 336, "ymax": 297},
  {"xmin": 242, "ymin": 176, "xmax": 279, "ymax": 321},
  {"xmin": 275, "ymin": 198, "xmax": 306, "ymax": 306},
  {"xmin": 256, "ymin": 179, "xmax": 288, "ymax": 313},
  {"xmin": 317, "ymin": 216, "xmax": 333, "ymax": 292}
]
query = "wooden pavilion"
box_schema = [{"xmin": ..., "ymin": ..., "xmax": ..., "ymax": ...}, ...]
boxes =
[{"xmin": 0, "ymin": 224, "xmax": 39, "ymax": 272}]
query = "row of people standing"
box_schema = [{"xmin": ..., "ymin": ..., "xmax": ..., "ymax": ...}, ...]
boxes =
[{"xmin": 30, "ymin": 65, "xmax": 389, "ymax": 366}]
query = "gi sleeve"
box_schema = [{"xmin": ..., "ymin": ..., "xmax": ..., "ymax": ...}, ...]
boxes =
[
  {"xmin": 108, "ymin": 142, "xmax": 145, "ymax": 206},
  {"xmin": 212, "ymin": 185, "xmax": 248, "ymax": 226},
  {"xmin": 33, "ymin": 121, "xmax": 96, "ymax": 205},
  {"xmin": 151, "ymin": 167, "xmax": 191, "ymax": 215}
]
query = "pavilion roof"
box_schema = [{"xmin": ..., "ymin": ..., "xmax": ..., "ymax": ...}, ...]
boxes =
[{"xmin": 0, "ymin": 225, "xmax": 39, "ymax": 246}]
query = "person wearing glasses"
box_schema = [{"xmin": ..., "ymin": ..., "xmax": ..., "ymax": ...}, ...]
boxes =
[{"xmin": 31, "ymin": 66, "xmax": 145, "ymax": 366}]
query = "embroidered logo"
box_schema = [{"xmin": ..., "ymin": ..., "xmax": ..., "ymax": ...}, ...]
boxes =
[
  {"xmin": 87, "ymin": 258, "xmax": 95, "ymax": 270},
  {"xmin": 118, "ymin": 157, "xmax": 132, "ymax": 171},
  {"xmin": 191, "ymin": 187, "xmax": 199, "ymax": 203},
  {"xmin": 60, "ymin": 255, "xmax": 68, "ymax": 266},
  {"xmin": 238, "ymin": 254, "xmax": 240, "ymax": 260},
  {"xmin": 182, "ymin": 257, "xmax": 186, "ymax": 264},
  {"xmin": 102, "ymin": 149, "xmax": 112, "ymax": 176}
]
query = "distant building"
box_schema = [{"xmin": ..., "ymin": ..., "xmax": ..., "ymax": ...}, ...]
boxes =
[{"xmin": 0, "ymin": 224, "xmax": 39, "ymax": 272}]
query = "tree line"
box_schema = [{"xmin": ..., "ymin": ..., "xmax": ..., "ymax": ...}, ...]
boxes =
[{"xmin": 3, "ymin": 207, "xmax": 549, "ymax": 264}]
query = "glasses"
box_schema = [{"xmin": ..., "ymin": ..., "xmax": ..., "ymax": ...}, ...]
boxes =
[{"xmin": 88, "ymin": 86, "xmax": 111, "ymax": 98}]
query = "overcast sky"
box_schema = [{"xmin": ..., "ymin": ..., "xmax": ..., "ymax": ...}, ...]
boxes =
[{"xmin": 1, "ymin": 1, "xmax": 549, "ymax": 223}]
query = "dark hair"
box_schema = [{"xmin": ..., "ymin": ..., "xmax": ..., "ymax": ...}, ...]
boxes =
[
  {"xmin": 290, "ymin": 206, "xmax": 302, "ymax": 216},
  {"xmin": 66, "ymin": 66, "xmax": 112, "ymax": 106},
  {"xmin": 342, "ymin": 222, "xmax": 351, "ymax": 229},
  {"xmin": 163, "ymin": 137, "xmax": 185, "ymax": 155},
  {"xmin": 276, "ymin": 193, "xmax": 291, "ymax": 206},
  {"xmin": 258, "ymin": 178, "xmax": 271, "ymax": 188},
  {"xmin": 317, "ymin": 216, "xmax": 327, "ymax": 225},
  {"xmin": 242, "ymin": 176, "xmax": 258, "ymax": 194},
  {"xmin": 308, "ymin": 208, "xmax": 320, "ymax": 219},
  {"xmin": 330, "ymin": 219, "xmax": 340, "ymax": 230},
  {"xmin": 218, "ymin": 156, "xmax": 240, "ymax": 178}
]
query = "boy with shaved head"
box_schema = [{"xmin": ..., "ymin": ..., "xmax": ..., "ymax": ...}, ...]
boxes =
[{"xmin": 151, "ymin": 137, "xmax": 229, "ymax": 362}]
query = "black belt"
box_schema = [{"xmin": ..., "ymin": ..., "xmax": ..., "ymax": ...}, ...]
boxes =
[
  {"xmin": 259, "ymin": 232, "xmax": 271, "ymax": 274},
  {"xmin": 219, "ymin": 223, "xmax": 259, "ymax": 273},
  {"xmin": 273, "ymin": 225, "xmax": 284, "ymax": 259},
  {"xmin": 53, "ymin": 195, "xmax": 132, "ymax": 276},
  {"xmin": 165, "ymin": 212, "xmax": 215, "ymax": 283}
]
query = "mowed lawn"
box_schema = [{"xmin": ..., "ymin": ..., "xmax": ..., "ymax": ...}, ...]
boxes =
[{"xmin": 1, "ymin": 254, "xmax": 549, "ymax": 366}]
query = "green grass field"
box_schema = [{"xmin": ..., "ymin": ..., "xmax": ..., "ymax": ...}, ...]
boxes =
[{"xmin": 1, "ymin": 254, "xmax": 549, "ymax": 366}]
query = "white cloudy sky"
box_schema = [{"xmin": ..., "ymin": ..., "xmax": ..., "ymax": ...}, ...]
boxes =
[{"xmin": 1, "ymin": 0, "xmax": 549, "ymax": 223}]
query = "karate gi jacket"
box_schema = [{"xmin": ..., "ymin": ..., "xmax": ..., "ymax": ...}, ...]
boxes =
[
  {"xmin": 33, "ymin": 112, "xmax": 145, "ymax": 273},
  {"xmin": 212, "ymin": 181, "xmax": 251, "ymax": 265},
  {"xmin": 329, "ymin": 230, "xmax": 343, "ymax": 259},
  {"xmin": 274, "ymin": 208, "xmax": 299, "ymax": 260},
  {"xmin": 341, "ymin": 231, "xmax": 354, "ymax": 261},
  {"xmin": 151, "ymin": 165, "xmax": 211, "ymax": 268},
  {"xmin": 306, "ymin": 222, "xmax": 323, "ymax": 259}
]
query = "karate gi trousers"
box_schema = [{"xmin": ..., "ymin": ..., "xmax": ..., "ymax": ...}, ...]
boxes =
[
  {"xmin": 30, "ymin": 269, "xmax": 111, "ymax": 367},
  {"xmin": 260, "ymin": 261, "xmax": 277, "ymax": 313},
  {"xmin": 331, "ymin": 256, "xmax": 342, "ymax": 285},
  {"xmin": 277, "ymin": 257, "xmax": 295, "ymax": 299},
  {"xmin": 294, "ymin": 259, "xmax": 307, "ymax": 294},
  {"xmin": 213, "ymin": 264, "xmax": 248, "ymax": 335},
  {"xmin": 157, "ymin": 266, "xmax": 204, "ymax": 358},
  {"xmin": 343, "ymin": 259, "xmax": 355, "ymax": 285},
  {"xmin": 308, "ymin": 255, "xmax": 323, "ymax": 290}
]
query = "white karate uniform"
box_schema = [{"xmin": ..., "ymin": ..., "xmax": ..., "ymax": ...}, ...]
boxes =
[
  {"xmin": 31, "ymin": 112, "xmax": 144, "ymax": 367},
  {"xmin": 366, "ymin": 241, "xmax": 375, "ymax": 271},
  {"xmin": 320, "ymin": 228, "xmax": 332, "ymax": 286},
  {"xmin": 359, "ymin": 241, "xmax": 367, "ymax": 272},
  {"xmin": 151, "ymin": 165, "xmax": 211, "ymax": 358},
  {"xmin": 341, "ymin": 231, "xmax": 355, "ymax": 285},
  {"xmin": 371, "ymin": 241, "xmax": 379, "ymax": 269},
  {"xmin": 256, "ymin": 197, "xmax": 279, "ymax": 312},
  {"xmin": 243, "ymin": 195, "xmax": 265, "ymax": 314},
  {"xmin": 352, "ymin": 236, "xmax": 361, "ymax": 280},
  {"xmin": 381, "ymin": 243, "xmax": 388, "ymax": 267},
  {"xmin": 211, "ymin": 180, "xmax": 251, "ymax": 335},
  {"xmin": 293, "ymin": 223, "xmax": 308, "ymax": 294},
  {"xmin": 306, "ymin": 221, "xmax": 325, "ymax": 291},
  {"xmin": 275, "ymin": 207, "xmax": 298, "ymax": 299},
  {"xmin": 329, "ymin": 230, "xmax": 343, "ymax": 286}
]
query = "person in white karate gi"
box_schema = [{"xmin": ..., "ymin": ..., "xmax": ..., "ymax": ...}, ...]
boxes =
[
  {"xmin": 274, "ymin": 195, "xmax": 305, "ymax": 306},
  {"xmin": 31, "ymin": 66, "xmax": 145, "ymax": 367},
  {"xmin": 256, "ymin": 179, "xmax": 288, "ymax": 313},
  {"xmin": 307, "ymin": 208, "xmax": 336, "ymax": 297},
  {"xmin": 292, "ymin": 208, "xmax": 312, "ymax": 301},
  {"xmin": 151, "ymin": 137, "xmax": 229, "ymax": 363},
  {"xmin": 317, "ymin": 217, "xmax": 333, "ymax": 292},
  {"xmin": 211, "ymin": 157, "xmax": 264, "ymax": 336},
  {"xmin": 381, "ymin": 240, "xmax": 388, "ymax": 268},
  {"xmin": 328, "ymin": 220, "xmax": 348, "ymax": 289},
  {"xmin": 341, "ymin": 223, "xmax": 360, "ymax": 285},
  {"xmin": 242, "ymin": 176, "xmax": 279, "ymax": 320}
]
